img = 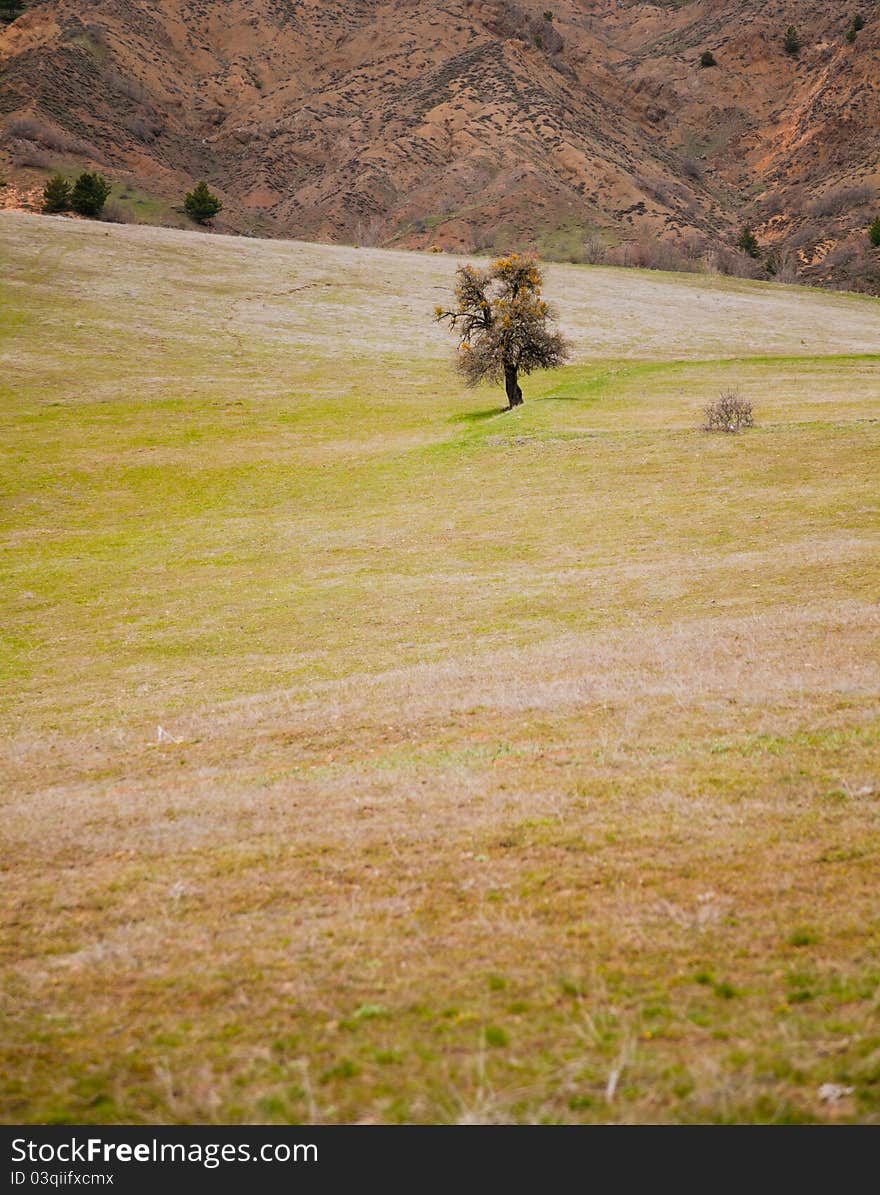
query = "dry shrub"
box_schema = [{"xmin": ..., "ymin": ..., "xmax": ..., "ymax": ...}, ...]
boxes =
[
  {"xmin": 808, "ymin": 184, "xmax": 874, "ymax": 217},
  {"xmin": 354, "ymin": 214, "xmax": 384, "ymax": 247},
  {"xmin": 789, "ymin": 221, "xmax": 824, "ymax": 251},
  {"xmin": 823, "ymin": 239, "xmax": 880, "ymax": 290},
  {"xmin": 605, "ymin": 239, "xmax": 695, "ymax": 272},
  {"xmin": 704, "ymin": 246, "xmax": 765, "ymax": 279},
  {"xmin": 634, "ymin": 173, "xmax": 671, "ymax": 205},
  {"xmin": 767, "ymin": 246, "xmax": 799, "ymax": 283},
  {"xmin": 11, "ymin": 144, "xmax": 54, "ymax": 169},
  {"xmin": 100, "ymin": 201, "xmax": 128, "ymax": 224},
  {"xmin": 122, "ymin": 113, "xmax": 163, "ymax": 143},
  {"xmin": 681, "ymin": 155, "xmax": 705, "ymax": 182},
  {"xmin": 100, "ymin": 67, "xmax": 150, "ymax": 105},
  {"xmin": 4, "ymin": 115, "xmax": 98, "ymax": 159},
  {"xmin": 703, "ymin": 390, "xmax": 754, "ymax": 433},
  {"xmin": 581, "ymin": 233, "xmax": 606, "ymax": 265}
]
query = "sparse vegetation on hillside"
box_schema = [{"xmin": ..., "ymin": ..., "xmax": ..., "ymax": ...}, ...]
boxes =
[
  {"xmin": 435, "ymin": 255, "xmax": 570, "ymax": 408},
  {"xmin": 1, "ymin": 2, "xmax": 878, "ymax": 295}
]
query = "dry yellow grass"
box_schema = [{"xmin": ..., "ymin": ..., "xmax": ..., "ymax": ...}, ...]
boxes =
[{"xmin": 1, "ymin": 213, "xmax": 879, "ymax": 1123}]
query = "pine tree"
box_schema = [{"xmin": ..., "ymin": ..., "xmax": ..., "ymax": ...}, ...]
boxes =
[
  {"xmin": 738, "ymin": 226, "xmax": 760, "ymax": 259},
  {"xmin": 184, "ymin": 181, "xmax": 223, "ymax": 225},
  {"xmin": 700, "ymin": 50, "xmax": 717, "ymax": 68},
  {"xmin": 42, "ymin": 173, "xmax": 71, "ymax": 214},
  {"xmin": 869, "ymin": 217, "xmax": 880, "ymax": 248},
  {"xmin": 0, "ymin": 0, "xmax": 25, "ymax": 26},
  {"xmin": 784, "ymin": 26, "xmax": 801, "ymax": 55},
  {"xmin": 70, "ymin": 172, "xmax": 111, "ymax": 218}
]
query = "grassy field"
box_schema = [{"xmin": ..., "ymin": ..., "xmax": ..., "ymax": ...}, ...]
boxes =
[{"xmin": 2, "ymin": 211, "xmax": 879, "ymax": 1124}]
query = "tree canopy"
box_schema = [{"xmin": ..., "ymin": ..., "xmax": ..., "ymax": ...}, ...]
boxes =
[
  {"xmin": 42, "ymin": 174, "xmax": 71, "ymax": 214},
  {"xmin": 70, "ymin": 172, "xmax": 111, "ymax": 218},
  {"xmin": 0, "ymin": 1, "xmax": 25, "ymax": 25},
  {"xmin": 435, "ymin": 254, "xmax": 570, "ymax": 408},
  {"xmin": 184, "ymin": 181, "xmax": 223, "ymax": 225}
]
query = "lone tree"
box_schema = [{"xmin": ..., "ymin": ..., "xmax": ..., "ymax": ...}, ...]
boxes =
[
  {"xmin": 784, "ymin": 25, "xmax": 801, "ymax": 55},
  {"xmin": 435, "ymin": 253, "xmax": 570, "ymax": 409},
  {"xmin": 869, "ymin": 216, "xmax": 880, "ymax": 247},
  {"xmin": 700, "ymin": 50, "xmax": 717, "ymax": 67},
  {"xmin": 0, "ymin": 1, "xmax": 25, "ymax": 25},
  {"xmin": 738, "ymin": 225, "xmax": 760, "ymax": 258},
  {"xmin": 184, "ymin": 180, "xmax": 222, "ymax": 225},
  {"xmin": 70, "ymin": 171, "xmax": 111, "ymax": 218},
  {"xmin": 42, "ymin": 173, "xmax": 71, "ymax": 214}
]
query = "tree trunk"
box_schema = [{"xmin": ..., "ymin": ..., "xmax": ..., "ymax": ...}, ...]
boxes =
[{"xmin": 504, "ymin": 364, "xmax": 523, "ymax": 408}]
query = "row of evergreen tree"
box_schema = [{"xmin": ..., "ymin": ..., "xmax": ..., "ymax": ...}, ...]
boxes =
[
  {"xmin": 42, "ymin": 172, "xmax": 223, "ymax": 224},
  {"xmin": 43, "ymin": 171, "xmax": 111, "ymax": 217}
]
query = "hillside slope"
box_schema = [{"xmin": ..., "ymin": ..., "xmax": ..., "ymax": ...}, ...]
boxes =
[{"xmin": 1, "ymin": 1, "xmax": 879, "ymax": 290}]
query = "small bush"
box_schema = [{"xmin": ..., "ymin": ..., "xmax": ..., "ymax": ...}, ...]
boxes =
[
  {"xmin": 765, "ymin": 246, "xmax": 799, "ymax": 283},
  {"xmin": 703, "ymin": 391, "xmax": 754, "ymax": 433},
  {"xmin": 846, "ymin": 26, "xmax": 857, "ymax": 43},
  {"xmin": 123, "ymin": 113, "xmax": 163, "ymax": 143},
  {"xmin": 42, "ymin": 173, "xmax": 71, "ymax": 213},
  {"xmin": 100, "ymin": 200, "xmax": 128, "ymax": 224},
  {"xmin": 869, "ymin": 216, "xmax": 880, "ymax": 247},
  {"xmin": 853, "ymin": 14, "xmax": 865, "ymax": 32},
  {"xmin": 700, "ymin": 50, "xmax": 717, "ymax": 68},
  {"xmin": 634, "ymin": 173, "xmax": 671, "ymax": 205},
  {"xmin": 790, "ymin": 220, "xmax": 823, "ymax": 250},
  {"xmin": 784, "ymin": 26, "xmax": 801, "ymax": 55}
]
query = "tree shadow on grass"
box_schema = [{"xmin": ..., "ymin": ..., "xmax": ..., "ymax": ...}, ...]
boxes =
[
  {"xmin": 538, "ymin": 394, "xmax": 583, "ymax": 402},
  {"xmin": 448, "ymin": 406, "xmax": 510, "ymax": 424}
]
